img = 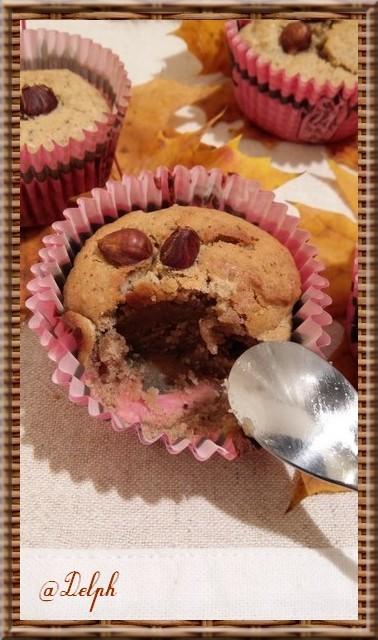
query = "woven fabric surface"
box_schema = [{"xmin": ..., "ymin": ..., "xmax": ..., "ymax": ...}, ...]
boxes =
[{"xmin": 21, "ymin": 327, "xmax": 357, "ymax": 550}]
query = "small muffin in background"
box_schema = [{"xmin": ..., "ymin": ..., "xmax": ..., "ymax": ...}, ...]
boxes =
[
  {"xmin": 226, "ymin": 19, "xmax": 358, "ymax": 143},
  {"xmin": 21, "ymin": 28, "xmax": 131, "ymax": 228}
]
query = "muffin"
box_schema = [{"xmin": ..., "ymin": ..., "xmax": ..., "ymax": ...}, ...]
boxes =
[
  {"xmin": 21, "ymin": 69, "xmax": 109, "ymax": 151},
  {"xmin": 27, "ymin": 166, "xmax": 332, "ymax": 460},
  {"xmin": 226, "ymin": 19, "xmax": 358, "ymax": 143},
  {"xmin": 63, "ymin": 205, "xmax": 301, "ymax": 440},
  {"xmin": 21, "ymin": 29, "xmax": 131, "ymax": 227}
]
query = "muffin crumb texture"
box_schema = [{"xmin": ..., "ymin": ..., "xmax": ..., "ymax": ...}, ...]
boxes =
[
  {"xmin": 20, "ymin": 68, "xmax": 109, "ymax": 151},
  {"xmin": 239, "ymin": 20, "xmax": 357, "ymax": 87},
  {"xmin": 63, "ymin": 206, "xmax": 301, "ymax": 440}
]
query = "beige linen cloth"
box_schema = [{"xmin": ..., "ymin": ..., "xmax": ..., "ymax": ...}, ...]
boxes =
[{"xmin": 21, "ymin": 326, "xmax": 357, "ymax": 550}]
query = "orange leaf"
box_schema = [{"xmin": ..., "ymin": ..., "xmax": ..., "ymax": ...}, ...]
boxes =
[
  {"xmin": 173, "ymin": 20, "xmax": 231, "ymax": 77},
  {"xmin": 117, "ymin": 78, "xmax": 224, "ymax": 173},
  {"xmin": 328, "ymin": 159, "xmax": 358, "ymax": 214},
  {"xmin": 117, "ymin": 128, "xmax": 205, "ymax": 175},
  {"xmin": 287, "ymin": 471, "xmax": 348, "ymax": 512},
  {"xmin": 117, "ymin": 78, "xmax": 219, "ymax": 161},
  {"xmin": 192, "ymin": 136, "xmax": 296, "ymax": 190},
  {"xmin": 296, "ymin": 203, "xmax": 357, "ymax": 317},
  {"xmin": 194, "ymin": 80, "xmax": 241, "ymax": 123},
  {"xmin": 327, "ymin": 136, "xmax": 358, "ymax": 171}
]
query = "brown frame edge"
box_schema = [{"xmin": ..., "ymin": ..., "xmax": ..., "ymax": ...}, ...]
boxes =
[{"xmin": 2, "ymin": 3, "xmax": 377, "ymax": 638}]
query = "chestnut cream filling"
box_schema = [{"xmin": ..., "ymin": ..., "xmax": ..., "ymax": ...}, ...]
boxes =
[{"xmin": 91, "ymin": 293, "xmax": 257, "ymax": 395}]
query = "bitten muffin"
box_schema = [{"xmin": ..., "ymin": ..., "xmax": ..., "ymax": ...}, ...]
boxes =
[
  {"xmin": 63, "ymin": 205, "xmax": 301, "ymax": 440},
  {"xmin": 21, "ymin": 69, "xmax": 109, "ymax": 151},
  {"xmin": 238, "ymin": 20, "xmax": 357, "ymax": 87}
]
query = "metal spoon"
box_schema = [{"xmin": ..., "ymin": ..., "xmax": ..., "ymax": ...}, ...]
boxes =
[{"xmin": 227, "ymin": 342, "xmax": 358, "ymax": 491}]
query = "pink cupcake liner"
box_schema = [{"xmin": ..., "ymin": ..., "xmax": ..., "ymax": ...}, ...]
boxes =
[
  {"xmin": 346, "ymin": 250, "xmax": 358, "ymax": 358},
  {"xmin": 26, "ymin": 166, "xmax": 332, "ymax": 461},
  {"xmin": 225, "ymin": 20, "xmax": 358, "ymax": 144},
  {"xmin": 21, "ymin": 28, "xmax": 131, "ymax": 227}
]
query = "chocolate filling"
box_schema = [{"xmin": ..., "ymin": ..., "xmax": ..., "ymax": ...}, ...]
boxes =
[
  {"xmin": 93, "ymin": 295, "xmax": 257, "ymax": 394},
  {"xmin": 115, "ymin": 297, "xmax": 256, "ymax": 386}
]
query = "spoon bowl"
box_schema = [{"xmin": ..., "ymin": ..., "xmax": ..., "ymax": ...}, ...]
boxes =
[{"xmin": 227, "ymin": 342, "xmax": 358, "ymax": 490}]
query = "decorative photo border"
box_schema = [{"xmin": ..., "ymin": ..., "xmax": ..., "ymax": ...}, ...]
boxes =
[{"xmin": 1, "ymin": 2, "xmax": 376, "ymax": 638}]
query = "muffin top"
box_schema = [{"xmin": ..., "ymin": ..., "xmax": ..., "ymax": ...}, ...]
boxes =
[
  {"xmin": 64, "ymin": 205, "xmax": 301, "ymax": 355},
  {"xmin": 238, "ymin": 19, "xmax": 357, "ymax": 87},
  {"xmin": 63, "ymin": 206, "xmax": 302, "ymax": 439},
  {"xmin": 21, "ymin": 68, "xmax": 109, "ymax": 151}
]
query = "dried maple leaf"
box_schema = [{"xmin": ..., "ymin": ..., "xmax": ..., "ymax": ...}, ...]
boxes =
[
  {"xmin": 328, "ymin": 159, "xmax": 358, "ymax": 215},
  {"xmin": 117, "ymin": 78, "xmax": 219, "ymax": 161},
  {"xmin": 287, "ymin": 470, "xmax": 348, "ymax": 513},
  {"xmin": 191, "ymin": 136, "xmax": 296, "ymax": 190},
  {"xmin": 117, "ymin": 128, "xmax": 205, "ymax": 175},
  {"xmin": 194, "ymin": 80, "xmax": 241, "ymax": 123},
  {"xmin": 173, "ymin": 20, "xmax": 232, "ymax": 77},
  {"xmin": 296, "ymin": 203, "xmax": 357, "ymax": 318},
  {"xmin": 327, "ymin": 136, "xmax": 358, "ymax": 171},
  {"xmin": 231, "ymin": 122, "xmax": 279, "ymax": 149}
]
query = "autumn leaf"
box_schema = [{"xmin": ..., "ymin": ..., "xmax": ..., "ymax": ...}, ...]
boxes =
[
  {"xmin": 173, "ymin": 20, "xmax": 232, "ymax": 77},
  {"xmin": 231, "ymin": 121, "xmax": 279, "ymax": 149},
  {"xmin": 327, "ymin": 136, "xmax": 358, "ymax": 171},
  {"xmin": 194, "ymin": 80, "xmax": 241, "ymax": 123},
  {"xmin": 296, "ymin": 203, "xmax": 357, "ymax": 317},
  {"xmin": 328, "ymin": 159, "xmax": 358, "ymax": 215},
  {"xmin": 116, "ymin": 78, "xmax": 227, "ymax": 174},
  {"xmin": 117, "ymin": 78, "xmax": 219, "ymax": 160},
  {"xmin": 192, "ymin": 136, "xmax": 296, "ymax": 190},
  {"xmin": 117, "ymin": 128, "xmax": 205, "ymax": 175},
  {"xmin": 287, "ymin": 470, "xmax": 348, "ymax": 512}
]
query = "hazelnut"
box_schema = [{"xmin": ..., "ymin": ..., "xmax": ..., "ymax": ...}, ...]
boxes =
[
  {"xmin": 98, "ymin": 228, "xmax": 153, "ymax": 267},
  {"xmin": 279, "ymin": 21, "xmax": 312, "ymax": 54},
  {"xmin": 160, "ymin": 227, "xmax": 200, "ymax": 270},
  {"xmin": 21, "ymin": 84, "xmax": 58, "ymax": 118}
]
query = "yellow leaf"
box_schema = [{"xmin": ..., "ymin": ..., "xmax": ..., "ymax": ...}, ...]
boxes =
[
  {"xmin": 192, "ymin": 136, "xmax": 296, "ymax": 190},
  {"xmin": 194, "ymin": 80, "xmax": 241, "ymax": 123},
  {"xmin": 117, "ymin": 129, "xmax": 204, "ymax": 175},
  {"xmin": 117, "ymin": 78, "xmax": 219, "ymax": 161},
  {"xmin": 327, "ymin": 136, "xmax": 358, "ymax": 171},
  {"xmin": 328, "ymin": 159, "xmax": 358, "ymax": 214},
  {"xmin": 287, "ymin": 471, "xmax": 348, "ymax": 512},
  {"xmin": 296, "ymin": 203, "xmax": 357, "ymax": 317},
  {"xmin": 173, "ymin": 20, "xmax": 231, "ymax": 76}
]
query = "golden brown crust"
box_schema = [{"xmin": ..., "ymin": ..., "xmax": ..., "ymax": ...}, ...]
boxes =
[
  {"xmin": 239, "ymin": 20, "xmax": 357, "ymax": 87},
  {"xmin": 63, "ymin": 205, "xmax": 301, "ymax": 350},
  {"xmin": 63, "ymin": 310, "xmax": 97, "ymax": 368}
]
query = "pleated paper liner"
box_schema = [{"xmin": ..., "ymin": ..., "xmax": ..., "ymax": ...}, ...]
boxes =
[
  {"xmin": 26, "ymin": 165, "xmax": 332, "ymax": 461},
  {"xmin": 225, "ymin": 20, "xmax": 358, "ymax": 144},
  {"xmin": 21, "ymin": 28, "xmax": 131, "ymax": 227}
]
